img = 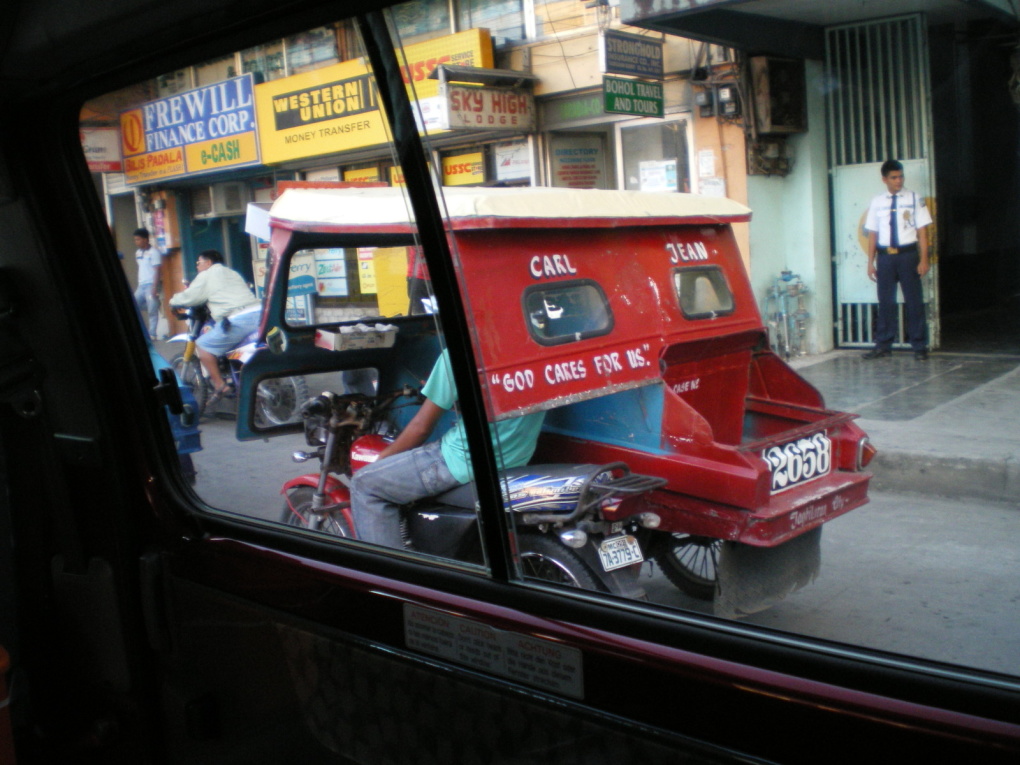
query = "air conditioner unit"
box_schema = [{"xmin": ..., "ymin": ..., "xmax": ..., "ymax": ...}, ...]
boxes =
[{"xmin": 192, "ymin": 182, "xmax": 250, "ymax": 218}]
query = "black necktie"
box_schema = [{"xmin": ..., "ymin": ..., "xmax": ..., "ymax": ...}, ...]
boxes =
[{"xmin": 890, "ymin": 194, "xmax": 899, "ymax": 248}]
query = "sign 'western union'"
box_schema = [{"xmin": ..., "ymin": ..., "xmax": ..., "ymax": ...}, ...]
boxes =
[
  {"xmin": 271, "ymin": 74, "xmax": 378, "ymax": 130},
  {"xmin": 257, "ymin": 29, "xmax": 493, "ymax": 165},
  {"xmin": 257, "ymin": 61, "xmax": 390, "ymax": 165},
  {"xmin": 121, "ymin": 74, "xmax": 260, "ymax": 185}
]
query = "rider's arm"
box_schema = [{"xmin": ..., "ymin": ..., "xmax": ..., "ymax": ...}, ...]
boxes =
[
  {"xmin": 168, "ymin": 268, "xmax": 210, "ymax": 308},
  {"xmin": 378, "ymin": 398, "xmax": 447, "ymax": 460}
]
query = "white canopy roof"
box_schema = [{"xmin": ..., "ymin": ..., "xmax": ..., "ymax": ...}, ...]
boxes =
[{"xmin": 268, "ymin": 185, "xmax": 751, "ymax": 231}]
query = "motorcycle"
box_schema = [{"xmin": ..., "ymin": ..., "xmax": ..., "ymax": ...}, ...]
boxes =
[
  {"xmin": 280, "ymin": 388, "xmax": 667, "ymax": 597},
  {"xmin": 168, "ymin": 304, "xmax": 308, "ymax": 426}
]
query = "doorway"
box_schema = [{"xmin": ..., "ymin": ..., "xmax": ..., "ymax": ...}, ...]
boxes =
[
  {"xmin": 827, "ymin": 15, "xmax": 938, "ymax": 350},
  {"xmin": 929, "ymin": 21, "xmax": 1020, "ymax": 354}
]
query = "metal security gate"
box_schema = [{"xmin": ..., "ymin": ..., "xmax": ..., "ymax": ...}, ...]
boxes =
[{"xmin": 827, "ymin": 15, "xmax": 938, "ymax": 349}]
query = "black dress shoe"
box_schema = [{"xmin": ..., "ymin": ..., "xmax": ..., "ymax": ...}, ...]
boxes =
[
  {"xmin": 862, "ymin": 348, "xmax": 891, "ymax": 359},
  {"xmin": 914, "ymin": 349, "xmax": 929, "ymax": 361}
]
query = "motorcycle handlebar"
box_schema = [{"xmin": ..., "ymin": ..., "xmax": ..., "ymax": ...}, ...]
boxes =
[{"xmin": 298, "ymin": 387, "xmax": 423, "ymax": 420}]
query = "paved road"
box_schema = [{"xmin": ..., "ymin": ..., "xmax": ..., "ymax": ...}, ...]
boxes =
[
  {"xmin": 643, "ymin": 492, "xmax": 1020, "ymax": 676},
  {"xmin": 190, "ymin": 416, "xmax": 1020, "ymax": 676}
]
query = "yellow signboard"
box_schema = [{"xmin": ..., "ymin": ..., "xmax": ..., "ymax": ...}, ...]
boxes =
[
  {"xmin": 344, "ymin": 166, "xmax": 381, "ymax": 183},
  {"xmin": 185, "ymin": 132, "xmax": 259, "ymax": 175},
  {"xmin": 357, "ymin": 248, "xmax": 378, "ymax": 294},
  {"xmin": 442, "ymin": 151, "xmax": 485, "ymax": 186},
  {"xmin": 256, "ymin": 29, "xmax": 493, "ymax": 165},
  {"xmin": 256, "ymin": 59, "xmax": 391, "ymax": 165},
  {"xmin": 398, "ymin": 29, "xmax": 493, "ymax": 100}
]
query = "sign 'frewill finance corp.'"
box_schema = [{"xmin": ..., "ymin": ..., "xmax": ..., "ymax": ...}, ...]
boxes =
[{"xmin": 120, "ymin": 74, "xmax": 260, "ymax": 186}]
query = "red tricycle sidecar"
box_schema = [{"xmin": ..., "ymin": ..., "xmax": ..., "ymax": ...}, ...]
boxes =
[{"xmin": 262, "ymin": 186, "xmax": 874, "ymax": 615}]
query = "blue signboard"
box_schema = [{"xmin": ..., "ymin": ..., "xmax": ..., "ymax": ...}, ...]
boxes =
[{"xmin": 600, "ymin": 30, "xmax": 664, "ymax": 80}]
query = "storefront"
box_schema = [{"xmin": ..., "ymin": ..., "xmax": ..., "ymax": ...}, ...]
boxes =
[{"xmin": 249, "ymin": 29, "xmax": 539, "ymax": 324}]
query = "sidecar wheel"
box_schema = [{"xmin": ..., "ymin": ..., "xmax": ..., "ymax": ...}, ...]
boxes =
[
  {"xmin": 280, "ymin": 486, "xmax": 352, "ymax": 537},
  {"xmin": 172, "ymin": 355, "xmax": 208, "ymax": 415},
  {"xmin": 652, "ymin": 533, "xmax": 720, "ymax": 601},
  {"xmin": 256, "ymin": 375, "xmax": 310, "ymax": 426},
  {"xmin": 516, "ymin": 532, "xmax": 605, "ymax": 591}
]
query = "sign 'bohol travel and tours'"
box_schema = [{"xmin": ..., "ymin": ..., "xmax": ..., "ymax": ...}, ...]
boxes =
[
  {"xmin": 603, "ymin": 75, "xmax": 664, "ymax": 118},
  {"xmin": 120, "ymin": 74, "xmax": 260, "ymax": 185}
]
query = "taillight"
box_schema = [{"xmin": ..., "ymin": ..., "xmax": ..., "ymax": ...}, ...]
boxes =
[{"xmin": 857, "ymin": 437, "xmax": 877, "ymax": 469}]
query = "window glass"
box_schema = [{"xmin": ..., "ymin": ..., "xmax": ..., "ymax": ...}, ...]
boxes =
[
  {"xmin": 285, "ymin": 26, "xmax": 340, "ymax": 74},
  {"xmin": 673, "ymin": 266, "xmax": 734, "ymax": 319},
  {"xmin": 156, "ymin": 69, "xmax": 192, "ymax": 97},
  {"xmin": 620, "ymin": 118, "xmax": 692, "ymax": 192},
  {"xmin": 242, "ymin": 42, "xmax": 286, "ymax": 82},
  {"xmin": 284, "ymin": 246, "xmax": 425, "ymax": 326},
  {"xmin": 73, "ymin": 0, "xmax": 1020, "ymax": 686},
  {"xmin": 392, "ymin": 0, "xmax": 451, "ymax": 42},
  {"xmin": 523, "ymin": 280, "xmax": 612, "ymax": 344},
  {"xmin": 457, "ymin": 0, "xmax": 524, "ymax": 46},
  {"xmin": 194, "ymin": 54, "xmax": 237, "ymax": 86}
]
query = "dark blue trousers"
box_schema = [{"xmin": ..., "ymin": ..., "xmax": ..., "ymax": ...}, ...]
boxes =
[{"xmin": 874, "ymin": 249, "xmax": 927, "ymax": 351}]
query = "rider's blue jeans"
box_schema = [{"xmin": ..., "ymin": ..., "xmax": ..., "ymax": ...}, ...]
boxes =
[
  {"xmin": 350, "ymin": 440, "xmax": 459, "ymax": 548},
  {"xmin": 194, "ymin": 308, "xmax": 261, "ymax": 355}
]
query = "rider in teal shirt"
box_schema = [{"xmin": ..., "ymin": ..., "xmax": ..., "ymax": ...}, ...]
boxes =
[{"xmin": 351, "ymin": 348, "xmax": 545, "ymax": 548}]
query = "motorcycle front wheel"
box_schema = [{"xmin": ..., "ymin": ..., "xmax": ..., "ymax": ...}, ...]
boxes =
[
  {"xmin": 256, "ymin": 375, "xmax": 310, "ymax": 427},
  {"xmin": 280, "ymin": 486, "xmax": 352, "ymax": 537},
  {"xmin": 652, "ymin": 533, "xmax": 721, "ymax": 601},
  {"xmin": 516, "ymin": 532, "xmax": 605, "ymax": 590},
  {"xmin": 172, "ymin": 355, "xmax": 209, "ymax": 415}
]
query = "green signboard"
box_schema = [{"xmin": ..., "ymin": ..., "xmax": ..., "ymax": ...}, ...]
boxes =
[{"xmin": 603, "ymin": 76, "xmax": 664, "ymax": 118}]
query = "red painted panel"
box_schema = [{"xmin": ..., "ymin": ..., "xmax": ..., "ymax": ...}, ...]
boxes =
[{"xmin": 454, "ymin": 224, "xmax": 761, "ymax": 419}]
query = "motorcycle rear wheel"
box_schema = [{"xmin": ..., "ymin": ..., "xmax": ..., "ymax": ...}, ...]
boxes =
[
  {"xmin": 280, "ymin": 486, "xmax": 352, "ymax": 537},
  {"xmin": 256, "ymin": 375, "xmax": 310, "ymax": 427},
  {"xmin": 652, "ymin": 533, "xmax": 720, "ymax": 601},
  {"xmin": 516, "ymin": 532, "xmax": 605, "ymax": 590},
  {"xmin": 172, "ymin": 355, "xmax": 209, "ymax": 415}
]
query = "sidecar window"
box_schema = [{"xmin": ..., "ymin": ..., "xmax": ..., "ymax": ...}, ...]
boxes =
[
  {"xmin": 673, "ymin": 266, "xmax": 735, "ymax": 319},
  {"xmin": 522, "ymin": 280, "xmax": 612, "ymax": 345},
  {"xmin": 283, "ymin": 245, "xmax": 424, "ymax": 327}
]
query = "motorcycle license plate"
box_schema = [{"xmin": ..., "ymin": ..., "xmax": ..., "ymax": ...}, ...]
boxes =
[
  {"xmin": 762, "ymin": 432, "xmax": 832, "ymax": 494},
  {"xmin": 598, "ymin": 535, "xmax": 644, "ymax": 572}
]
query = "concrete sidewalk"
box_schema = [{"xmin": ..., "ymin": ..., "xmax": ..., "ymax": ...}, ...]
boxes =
[{"xmin": 791, "ymin": 350, "xmax": 1020, "ymax": 504}]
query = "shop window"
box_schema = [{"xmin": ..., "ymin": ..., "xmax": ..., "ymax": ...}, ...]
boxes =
[
  {"xmin": 392, "ymin": 0, "xmax": 452, "ymax": 42},
  {"xmin": 195, "ymin": 53, "xmax": 237, "ymax": 86},
  {"xmin": 156, "ymin": 69, "xmax": 193, "ymax": 97},
  {"xmin": 523, "ymin": 280, "xmax": 612, "ymax": 345},
  {"xmin": 457, "ymin": 0, "xmax": 524, "ymax": 46},
  {"xmin": 285, "ymin": 26, "xmax": 340, "ymax": 74},
  {"xmin": 242, "ymin": 41, "xmax": 286, "ymax": 82},
  {"xmin": 619, "ymin": 117, "xmax": 692, "ymax": 193}
]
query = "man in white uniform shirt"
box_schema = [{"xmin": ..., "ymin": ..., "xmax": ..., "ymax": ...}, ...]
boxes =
[
  {"xmin": 863, "ymin": 159, "xmax": 932, "ymax": 361},
  {"xmin": 169, "ymin": 249, "xmax": 261, "ymax": 403}
]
